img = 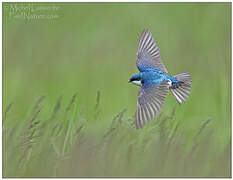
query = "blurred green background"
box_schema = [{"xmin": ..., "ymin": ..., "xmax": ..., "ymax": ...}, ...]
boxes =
[{"xmin": 3, "ymin": 2, "xmax": 231, "ymax": 177}]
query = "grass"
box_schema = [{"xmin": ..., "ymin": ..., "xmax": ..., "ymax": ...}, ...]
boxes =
[
  {"xmin": 3, "ymin": 2, "xmax": 231, "ymax": 177},
  {"xmin": 3, "ymin": 91, "xmax": 231, "ymax": 177}
]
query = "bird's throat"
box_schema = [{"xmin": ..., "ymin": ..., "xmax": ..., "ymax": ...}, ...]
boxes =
[{"xmin": 132, "ymin": 80, "xmax": 142, "ymax": 86}]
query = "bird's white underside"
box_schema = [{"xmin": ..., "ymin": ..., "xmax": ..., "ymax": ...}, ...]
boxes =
[
  {"xmin": 132, "ymin": 79, "xmax": 172, "ymax": 87},
  {"xmin": 167, "ymin": 79, "xmax": 172, "ymax": 87},
  {"xmin": 131, "ymin": 80, "xmax": 142, "ymax": 86}
]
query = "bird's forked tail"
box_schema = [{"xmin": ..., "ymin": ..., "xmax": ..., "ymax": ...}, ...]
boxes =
[{"xmin": 170, "ymin": 72, "xmax": 192, "ymax": 104}]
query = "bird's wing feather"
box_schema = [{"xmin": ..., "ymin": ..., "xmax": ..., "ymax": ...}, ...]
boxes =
[
  {"xmin": 135, "ymin": 80, "xmax": 169, "ymax": 129},
  {"xmin": 136, "ymin": 29, "xmax": 168, "ymax": 73}
]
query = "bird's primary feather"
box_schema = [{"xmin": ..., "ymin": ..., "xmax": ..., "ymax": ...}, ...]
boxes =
[
  {"xmin": 135, "ymin": 80, "xmax": 169, "ymax": 129},
  {"xmin": 136, "ymin": 29, "xmax": 168, "ymax": 73}
]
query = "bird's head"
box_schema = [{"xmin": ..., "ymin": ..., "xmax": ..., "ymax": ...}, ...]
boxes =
[{"xmin": 129, "ymin": 74, "xmax": 142, "ymax": 86}]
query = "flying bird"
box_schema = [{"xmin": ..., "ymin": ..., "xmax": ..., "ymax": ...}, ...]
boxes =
[{"xmin": 129, "ymin": 29, "xmax": 192, "ymax": 129}]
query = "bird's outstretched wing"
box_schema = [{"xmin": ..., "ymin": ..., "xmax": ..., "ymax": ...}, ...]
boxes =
[
  {"xmin": 135, "ymin": 80, "xmax": 169, "ymax": 129},
  {"xmin": 136, "ymin": 29, "xmax": 168, "ymax": 73}
]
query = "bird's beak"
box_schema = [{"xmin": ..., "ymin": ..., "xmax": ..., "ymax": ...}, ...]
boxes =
[{"xmin": 128, "ymin": 80, "xmax": 131, "ymax": 83}]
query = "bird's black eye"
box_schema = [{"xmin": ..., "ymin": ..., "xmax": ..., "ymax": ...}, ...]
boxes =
[
  {"xmin": 129, "ymin": 75, "xmax": 141, "ymax": 82},
  {"xmin": 129, "ymin": 77, "xmax": 135, "ymax": 82},
  {"xmin": 130, "ymin": 78, "xmax": 137, "ymax": 82}
]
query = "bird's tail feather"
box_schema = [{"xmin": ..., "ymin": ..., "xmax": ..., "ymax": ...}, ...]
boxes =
[{"xmin": 170, "ymin": 72, "xmax": 192, "ymax": 104}]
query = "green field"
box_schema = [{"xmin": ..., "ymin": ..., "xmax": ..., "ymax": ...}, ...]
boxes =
[{"xmin": 3, "ymin": 2, "xmax": 231, "ymax": 177}]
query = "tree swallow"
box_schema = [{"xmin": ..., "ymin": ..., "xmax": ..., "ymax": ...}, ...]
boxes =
[{"xmin": 129, "ymin": 29, "xmax": 192, "ymax": 129}]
